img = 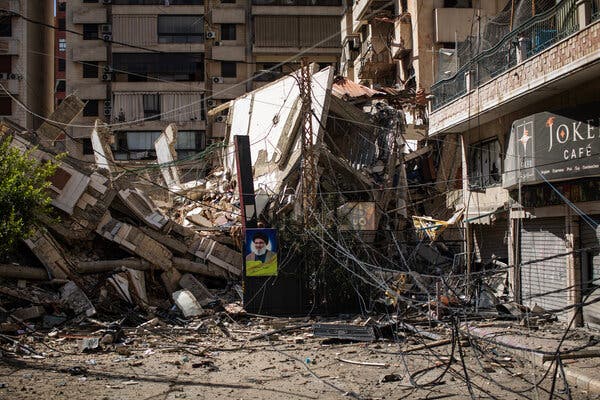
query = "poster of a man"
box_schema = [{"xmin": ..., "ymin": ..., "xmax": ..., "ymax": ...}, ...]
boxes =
[{"xmin": 245, "ymin": 229, "xmax": 278, "ymax": 277}]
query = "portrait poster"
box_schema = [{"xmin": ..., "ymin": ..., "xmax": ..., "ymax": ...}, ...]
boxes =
[{"xmin": 245, "ymin": 228, "xmax": 278, "ymax": 277}]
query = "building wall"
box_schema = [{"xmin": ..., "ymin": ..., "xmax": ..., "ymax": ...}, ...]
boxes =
[{"xmin": 55, "ymin": 1, "xmax": 67, "ymax": 108}]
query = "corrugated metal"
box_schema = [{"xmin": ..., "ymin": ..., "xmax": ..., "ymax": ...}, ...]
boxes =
[
  {"xmin": 113, "ymin": 15, "xmax": 157, "ymax": 46},
  {"xmin": 579, "ymin": 216, "xmax": 600, "ymax": 327},
  {"xmin": 254, "ymin": 16, "xmax": 339, "ymax": 48},
  {"xmin": 520, "ymin": 217, "xmax": 567, "ymax": 313},
  {"xmin": 254, "ymin": 16, "xmax": 298, "ymax": 47},
  {"xmin": 473, "ymin": 221, "xmax": 508, "ymax": 264}
]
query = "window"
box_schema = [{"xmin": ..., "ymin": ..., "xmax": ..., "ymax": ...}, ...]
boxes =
[
  {"xmin": 468, "ymin": 139, "xmax": 502, "ymax": 189},
  {"xmin": 55, "ymin": 80, "xmax": 66, "ymax": 93},
  {"xmin": 83, "ymin": 0, "xmax": 98, "ymax": 3},
  {"xmin": 0, "ymin": 96, "xmax": 11, "ymax": 115},
  {"xmin": 220, "ymin": 24, "xmax": 236, "ymax": 41},
  {"xmin": 83, "ymin": 24, "xmax": 98, "ymax": 40},
  {"xmin": 221, "ymin": 61, "xmax": 236, "ymax": 78},
  {"xmin": 176, "ymin": 130, "xmax": 206, "ymax": 157},
  {"xmin": 158, "ymin": 15, "xmax": 203, "ymax": 43},
  {"xmin": 58, "ymin": 18, "xmax": 66, "ymax": 31},
  {"xmin": 113, "ymin": 53, "xmax": 204, "ymax": 82},
  {"xmin": 221, "ymin": 0, "xmax": 235, "ymax": 3},
  {"xmin": 143, "ymin": 94, "xmax": 160, "ymax": 120},
  {"xmin": 83, "ymin": 100, "xmax": 99, "ymax": 117},
  {"xmin": 0, "ymin": 56, "xmax": 10, "ymax": 73},
  {"xmin": 83, "ymin": 61, "xmax": 99, "ymax": 78},
  {"xmin": 58, "ymin": 2, "xmax": 67, "ymax": 11},
  {"xmin": 0, "ymin": 16, "xmax": 11, "ymax": 37},
  {"xmin": 58, "ymin": 38, "xmax": 66, "ymax": 51},
  {"xmin": 58, "ymin": 59, "xmax": 66, "ymax": 72},
  {"xmin": 82, "ymin": 138, "xmax": 94, "ymax": 155},
  {"xmin": 443, "ymin": 0, "xmax": 472, "ymax": 7}
]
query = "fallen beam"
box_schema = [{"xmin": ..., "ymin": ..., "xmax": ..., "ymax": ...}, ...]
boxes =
[
  {"xmin": 0, "ymin": 264, "xmax": 49, "ymax": 280},
  {"xmin": 77, "ymin": 258, "xmax": 229, "ymax": 279}
]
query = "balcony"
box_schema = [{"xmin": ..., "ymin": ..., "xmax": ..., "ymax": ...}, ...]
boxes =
[
  {"xmin": 434, "ymin": 8, "xmax": 476, "ymax": 43},
  {"xmin": 351, "ymin": 0, "xmax": 392, "ymax": 33},
  {"xmin": 431, "ymin": 0, "xmax": 580, "ymax": 112},
  {"xmin": 212, "ymin": 45, "xmax": 246, "ymax": 62},
  {"xmin": 0, "ymin": 38, "xmax": 19, "ymax": 55},
  {"xmin": 72, "ymin": 84, "xmax": 107, "ymax": 100},
  {"xmin": 429, "ymin": 2, "xmax": 600, "ymax": 136},
  {"xmin": 72, "ymin": 6, "xmax": 107, "ymax": 24},
  {"xmin": 212, "ymin": 8, "xmax": 245, "ymax": 24},
  {"xmin": 71, "ymin": 44, "xmax": 107, "ymax": 62},
  {"xmin": 212, "ymin": 82, "xmax": 246, "ymax": 100},
  {"xmin": 358, "ymin": 41, "xmax": 394, "ymax": 80}
]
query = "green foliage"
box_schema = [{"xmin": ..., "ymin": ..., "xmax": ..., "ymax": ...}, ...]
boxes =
[{"xmin": 0, "ymin": 136, "xmax": 59, "ymax": 256}]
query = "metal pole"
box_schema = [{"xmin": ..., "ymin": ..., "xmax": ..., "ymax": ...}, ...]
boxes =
[{"xmin": 299, "ymin": 58, "xmax": 317, "ymax": 225}]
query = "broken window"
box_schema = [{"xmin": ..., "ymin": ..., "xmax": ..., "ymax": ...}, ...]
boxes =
[
  {"xmin": 158, "ymin": 15, "xmax": 203, "ymax": 43},
  {"xmin": 468, "ymin": 139, "xmax": 502, "ymax": 189}
]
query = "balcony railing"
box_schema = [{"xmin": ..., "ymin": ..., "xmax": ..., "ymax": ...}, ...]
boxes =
[{"xmin": 431, "ymin": 0, "xmax": 578, "ymax": 111}]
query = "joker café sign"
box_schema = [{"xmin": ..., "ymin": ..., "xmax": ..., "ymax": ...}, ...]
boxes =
[{"xmin": 503, "ymin": 111, "xmax": 600, "ymax": 189}]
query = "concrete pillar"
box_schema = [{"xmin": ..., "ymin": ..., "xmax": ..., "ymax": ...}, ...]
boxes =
[
  {"xmin": 576, "ymin": 0, "xmax": 592, "ymax": 28},
  {"xmin": 565, "ymin": 209, "xmax": 583, "ymax": 326},
  {"xmin": 465, "ymin": 70, "xmax": 473, "ymax": 92},
  {"xmin": 508, "ymin": 214, "xmax": 521, "ymax": 302}
]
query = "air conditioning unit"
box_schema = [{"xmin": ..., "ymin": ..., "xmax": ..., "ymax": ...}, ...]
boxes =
[
  {"xmin": 100, "ymin": 24, "xmax": 112, "ymax": 34},
  {"xmin": 206, "ymin": 31, "xmax": 216, "ymax": 39},
  {"xmin": 212, "ymin": 76, "xmax": 224, "ymax": 84},
  {"xmin": 0, "ymin": 73, "xmax": 5, "ymax": 80},
  {"xmin": 103, "ymin": 108, "xmax": 112, "ymax": 117},
  {"xmin": 101, "ymin": 73, "xmax": 112, "ymax": 81},
  {"xmin": 102, "ymin": 0, "xmax": 112, "ymax": 4},
  {"xmin": 8, "ymin": 73, "xmax": 17, "ymax": 80},
  {"xmin": 213, "ymin": 41, "xmax": 221, "ymax": 47},
  {"xmin": 102, "ymin": 33, "xmax": 112, "ymax": 42},
  {"xmin": 103, "ymin": 65, "xmax": 112, "ymax": 74},
  {"xmin": 207, "ymin": 99, "xmax": 217, "ymax": 107},
  {"xmin": 104, "ymin": 100, "xmax": 112, "ymax": 108},
  {"xmin": 215, "ymin": 115, "xmax": 227, "ymax": 123}
]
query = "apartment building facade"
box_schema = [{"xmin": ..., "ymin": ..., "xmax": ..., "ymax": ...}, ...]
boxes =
[
  {"xmin": 64, "ymin": 0, "xmax": 342, "ymax": 162},
  {"xmin": 0, "ymin": 0, "xmax": 54, "ymax": 130},
  {"xmin": 428, "ymin": 0, "xmax": 600, "ymax": 326},
  {"xmin": 55, "ymin": 1, "xmax": 67, "ymax": 108}
]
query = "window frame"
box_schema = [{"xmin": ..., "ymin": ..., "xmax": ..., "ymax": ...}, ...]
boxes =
[
  {"xmin": 157, "ymin": 15, "xmax": 204, "ymax": 44},
  {"xmin": 82, "ymin": 61, "xmax": 99, "ymax": 78},
  {"xmin": 83, "ymin": 24, "xmax": 99, "ymax": 40},
  {"xmin": 468, "ymin": 138, "xmax": 503, "ymax": 190},
  {"xmin": 0, "ymin": 96, "xmax": 11, "ymax": 116},
  {"xmin": 83, "ymin": 100, "xmax": 99, "ymax": 117},
  {"xmin": 221, "ymin": 61, "xmax": 237, "ymax": 78},
  {"xmin": 220, "ymin": 24, "xmax": 236, "ymax": 41}
]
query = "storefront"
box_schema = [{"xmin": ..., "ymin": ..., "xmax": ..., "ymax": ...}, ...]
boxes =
[{"xmin": 503, "ymin": 105, "xmax": 600, "ymax": 324}]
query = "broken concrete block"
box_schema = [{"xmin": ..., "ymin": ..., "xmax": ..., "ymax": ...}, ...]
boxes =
[
  {"xmin": 60, "ymin": 281, "xmax": 96, "ymax": 317},
  {"xmin": 37, "ymin": 94, "xmax": 85, "ymax": 148},
  {"xmin": 127, "ymin": 269, "xmax": 148, "ymax": 305},
  {"xmin": 154, "ymin": 124, "xmax": 181, "ymax": 189},
  {"xmin": 90, "ymin": 119, "xmax": 115, "ymax": 172},
  {"xmin": 172, "ymin": 289, "xmax": 204, "ymax": 318},
  {"xmin": 24, "ymin": 229, "xmax": 72, "ymax": 280},
  {"xmin": 11, "ymin": 306, "xmax": 45, "ymax": 321},
  {"xmin": 179, "ymin": 274, "xmax": 214, "ymax": 306},
  {"xmin": 96, "ymin": 212, "xmax": 173, "ymax": 269},
  {"xmin": 188, "ymin": 236, "xmax": 241, "ymax": 276},
  {"xmin": 161, "ymin": 269, "xmax": 182, "ymax": 295},
  {"xmin": 118, "ymin": 188, "xmax": 169, "ymax": 231},
  {"xmin": 108, "ymin": 273, "xmax": 133, "ymax": 304}
]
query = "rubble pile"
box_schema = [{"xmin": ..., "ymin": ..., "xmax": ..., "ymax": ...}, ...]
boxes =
[{"xmin": 0, "ymin": 118, "xmax": 244, "ymax": 336}]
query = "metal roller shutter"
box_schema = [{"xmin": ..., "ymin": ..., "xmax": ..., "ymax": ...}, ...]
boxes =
[
  {"xmin": 579, "ymin": 216, "xmax": 600, "ymax": 327},
  {"xmin": 520, "ymin": 217, "xmax": 567, "ymax": 313}
]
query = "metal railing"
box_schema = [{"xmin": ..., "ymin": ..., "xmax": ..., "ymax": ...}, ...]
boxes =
[{"xmin": 431, "ymin": 0, "xmax": 579, "ymax": 111}]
